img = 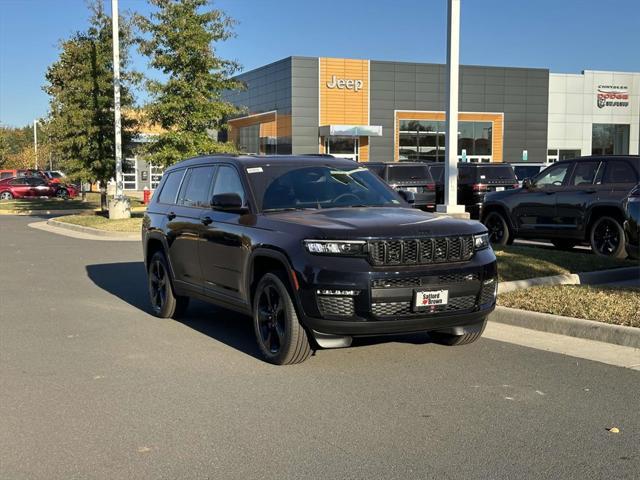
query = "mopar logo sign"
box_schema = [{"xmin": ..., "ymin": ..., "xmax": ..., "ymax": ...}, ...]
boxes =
[{"xmin": 326, "ymin": 75, "xmax": 363, "ymax": 92}]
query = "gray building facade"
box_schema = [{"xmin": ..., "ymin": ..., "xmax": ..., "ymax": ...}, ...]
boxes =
[{"xmin": 224, "ymin": 56, "xmax": 551, "ymax": 164}]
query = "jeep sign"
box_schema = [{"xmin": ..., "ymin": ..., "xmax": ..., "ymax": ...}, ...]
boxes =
[{"xmin": 326, "ymin": 75, "xmax": 363, "ymax": 92}]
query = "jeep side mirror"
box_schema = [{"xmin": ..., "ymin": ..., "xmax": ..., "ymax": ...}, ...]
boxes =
[
  {"xmin": 522, "ymin": 178, "xmax": 534, "ymax": 189},
  {"xmin": 398, "ymin": 190, "xmax": 416, "ymax": 205},
  {"xmin": 211, "ymin": 193, "xmax": 248, "ymax": 213}
]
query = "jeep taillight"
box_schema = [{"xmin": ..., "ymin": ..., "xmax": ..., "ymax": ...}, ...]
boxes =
[{"xmin": 472, "ymin": 184, "xmax": 487, "ymax": 192}]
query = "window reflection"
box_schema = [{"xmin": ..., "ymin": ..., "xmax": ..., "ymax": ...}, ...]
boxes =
[{"xmin": 399, "ymin": 120, "xmax": 492, "ymax": 161}]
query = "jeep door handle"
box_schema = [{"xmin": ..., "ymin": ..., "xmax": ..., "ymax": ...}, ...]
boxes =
[
  {"xmin": 545, "ymin": 191, "xmax": 556, "ymax": 195},
  {"xmin": 166, "ymin": 212, "xmax": 176, "ymax": 220},
  {"xmin": 585, "ymin": 189, "xmax": 597, "ymax": 194},
  {"xmin": 201, "ymin": 216, "xmax": 213, "ymax": 226}
]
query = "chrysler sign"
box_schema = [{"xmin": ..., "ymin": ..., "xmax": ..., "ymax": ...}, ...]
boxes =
[
  {"xmin": 596, "ymin": 85, "xmax": 630, "ymax": 109},
  {"xmin": 326, "ymin": 75, "xmax": 363, "ymax": 92}
]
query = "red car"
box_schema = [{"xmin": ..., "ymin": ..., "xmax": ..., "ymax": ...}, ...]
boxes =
[{"xmin": 0, "ymin": 176, "xmax": 78, "ymax": 200}]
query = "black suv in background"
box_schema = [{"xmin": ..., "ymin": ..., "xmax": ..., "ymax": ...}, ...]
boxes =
[
  {"xmin": 623, "ymin": 183, "xmax": 640, "ymax": 259},
  {"xmin": 143, "ymin": 155, "xmax": 497, "ymax": 365},
  {"xmin": 428, "ymin": 163, "xmax": 519, "ymax": 219},
  {"xmin": 364, "ymin": 162, "xmax": 436, "ymax": 210},
  {"xmin": 482, "ymin": 155, "xmax": 640, "ymax": 258}
]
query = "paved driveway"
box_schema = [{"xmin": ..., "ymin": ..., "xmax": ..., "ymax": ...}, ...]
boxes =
[{"xmin": 1, "ymin": 216, "xmax": 638, "ymax": 479}]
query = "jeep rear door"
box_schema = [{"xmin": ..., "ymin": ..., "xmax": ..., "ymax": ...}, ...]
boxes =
[
  {"xmin": 165, "ymin": 165, "xmax": 216, "ymax": 291},
  {"xmin": 555, "ymin": 160, "xmax": 602, "ymax": 237}
]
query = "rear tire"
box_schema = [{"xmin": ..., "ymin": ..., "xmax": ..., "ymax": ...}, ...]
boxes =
[
  {"xmin": 56, "ymin": 189, "xmax": 69, "ymax": 199},
  {"xmin": 148, "ymin": 251, "xmax": 189, "ymax": 318},
  {"xmin": 484, "ymin": 212, "xmax": 511, "ymax": 246},
  {"xmin": 589, "ymin": 216, "xmax": 626, "ymax": 259},
  {"xmin": 252, "ymin": 273, "xmax": 312, "ymax": 365},
  {"xmin": 430, "ymin": 320, "xmax": 486, "ymax": 346},
  {"xmin": 552, "ymin": 239, "xmax": 577, "ymax": 251},
  {"xmin": 0, "ymin": 191, "xmax": 13, "ymax": 200}
]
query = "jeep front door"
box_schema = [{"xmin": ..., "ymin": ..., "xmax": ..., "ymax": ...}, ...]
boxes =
[
  {"xmin": 199, "ymin": 165, "xmax": 250, "ymax": 303},
  {"xmin": 513, "ymin": 162, "xmax": 573, "ymax": 234}
]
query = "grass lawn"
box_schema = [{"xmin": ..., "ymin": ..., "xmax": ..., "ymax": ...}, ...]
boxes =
[
  {"xmin": 495, "ymin": 245, "xmax": 637, "ymax": 282},
  {"xmin": 499, "ymin": 285, "xmax": 640, "ymax": 327},
  {"xmin": 54, "ymin": 213, "xmax": 143, "ymax": 233},
  {"xmin": 0, "ymin": 192, "xmax": 145, "ymax": 211}
]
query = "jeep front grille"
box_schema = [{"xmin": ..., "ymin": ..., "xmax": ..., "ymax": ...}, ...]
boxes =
[
  {"xmin": 371, "ymin": 295, "xmax": 476, "ymax": 318},
  {"xmin": 317, "ymin": 296, "xmax": 355, "ymax": 317},
  {"xmin": 368, "ymin": 236, "xmax": 474, "ymax": 266}
]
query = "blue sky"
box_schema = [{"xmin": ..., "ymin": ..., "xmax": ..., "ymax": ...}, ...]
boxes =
[{"xmin": 1, "ymin": 0, "xmax": 639, "ymax": 127}]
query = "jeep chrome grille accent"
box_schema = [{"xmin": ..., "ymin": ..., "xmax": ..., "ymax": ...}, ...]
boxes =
[{"xmin": 368, "ymin": 236, "xmax": 474, "ymax": 266}]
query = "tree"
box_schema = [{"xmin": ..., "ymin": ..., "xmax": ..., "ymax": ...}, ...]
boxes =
[
  {"xmin": 136, "ymin": 0, "xmax": 242, "ymax": 166},
  {"xmin": 43, "ymin": 1, "xmax": 137, "ymax": 196}
]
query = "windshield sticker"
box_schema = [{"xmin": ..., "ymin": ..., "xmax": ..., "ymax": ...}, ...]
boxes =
[{"xmin": 247, "ymin": 167, "xmax": 263, "ymax": 174}]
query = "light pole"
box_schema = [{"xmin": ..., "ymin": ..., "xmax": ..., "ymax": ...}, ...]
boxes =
[
  {"xmin": 437, "ymin": 0, "xmax": 466, "ymax": 216},
  {"xmin": 33, "ymin": 119, "xmax": 38, "ymax": 169},
  {"xmin": 111, "ymin": 0, "xmax": 123, "ymax": 199}
]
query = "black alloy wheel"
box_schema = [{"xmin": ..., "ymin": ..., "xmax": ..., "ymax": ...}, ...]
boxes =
[
  {"xmin": 257, "ymin": 284, "xmax": 286, "ymax": 355},
  {"xmin": 590, "ymin": 216, "xmax": 626, "ymax": 259},
  {"xmin": 252, "ymin": 273, "xmax": 312, "ymax": 365},
  {"xmin": 147, "ymin": 251, "xmax": 189, "ymax": 318},
  {"xmin": 56, "ymin": 188, "xmax": 69, "ymax": 199},
  {"xmin": 484, "ymin": 212, "xmax": 511, "ymax": 246}
]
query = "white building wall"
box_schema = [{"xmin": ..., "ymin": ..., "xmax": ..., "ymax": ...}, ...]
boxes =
[{"xmin": 548, "ymin": 70, "xmax": 640, "ymax": 156}]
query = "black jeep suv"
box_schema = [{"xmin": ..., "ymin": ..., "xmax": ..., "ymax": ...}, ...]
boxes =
[
  {"xmin": 482, "ymin": 155, "xmax": 640, "ymax": 258},
  {"xmin": 142, "ymin": 155, "xmax": 497, "ymax": 364}
]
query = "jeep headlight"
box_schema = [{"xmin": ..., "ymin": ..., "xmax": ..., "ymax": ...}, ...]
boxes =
[
  {"xmin": 304, "ymin": 240, "xmax": 366, "ymax": 256},
  {"xmin": 473, "ymin": 233, "xmax": 490, "ymax": 250}
]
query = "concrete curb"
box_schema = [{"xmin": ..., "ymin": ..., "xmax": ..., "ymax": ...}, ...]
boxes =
[
  {"xmin": 489, "ymin": 306, "xmax": 640, "ymax": 348},
  {"xmin": 0, "ymin": 208, "xmax": 96, "ymax": 216},
  {"xmin": 47, "ymin": 218, "xmax": 139, "ymax": 240},
  {"xmin": 498, "ymin": 266, "xmax": 640, "ymax": 294}
]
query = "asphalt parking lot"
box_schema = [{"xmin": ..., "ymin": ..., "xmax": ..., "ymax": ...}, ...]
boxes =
[{"xmin": 1, "ymin": 215, "xmax": 639, "ymax": 480}]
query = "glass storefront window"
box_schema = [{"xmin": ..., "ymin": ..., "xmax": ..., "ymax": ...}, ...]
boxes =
[
  {"xmin": 399, "ymin": 119, "xmax": 492, "ymax": 162},
  {"xmin": 592, "ymin": 124, "xmax": 630, "ymax": 155}
]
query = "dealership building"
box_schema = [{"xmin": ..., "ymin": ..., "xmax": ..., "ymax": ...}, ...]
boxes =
[{"xmin": 222, "ymin": 57, "xmax": 640, "ymax": 164}]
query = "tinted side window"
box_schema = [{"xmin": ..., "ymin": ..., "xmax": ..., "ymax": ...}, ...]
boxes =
[
  {"xmin": 10, "ymin": 178, "xmax": 28, "ymax": 185},
  {"xmin": 27, "ymin": 177, "xmax": 47, "ymax": 186},
  {"xmin": 0, "ymin": 172, "xmax": 13, "ymax": 180},
  {"xmin": 570, "ymin": 161, "xmax": 599, "ymax": 186},
  {"xmin": 602, "ymin": 160, "xmax": 637, "ymax": 184},
  {"xmin": 212, "ymin": 166, "xmax": 245, "ymax": 204},
  {"xmin": 157, "ymin": 170, "xmax": 184, "ymax": 204},
  {"xmin": 387, "ymin": 166, "xmax": 431, "ymax": 182},
  {"xmin": 181, "ymin": 166, "xmax": 216, "ymax": 208},
  {"xmin": 535, "ymin": 163, "xmax": 571, "ymax": 187}
]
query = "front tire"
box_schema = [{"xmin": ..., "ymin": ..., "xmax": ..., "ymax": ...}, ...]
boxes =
[
  {"xmin": 56, "ymin": 188, "xmax": 69, "ymax": 199},
  {"xmin": 147, "ymin": 251, "xmax": 189, "ymax": 318},
  {"xmin": 590, "ymin": 216, "xmax": 626, "ymax": 259},
  {"xmin": 0, "ymin": 191, "xmax": 14, "ymax": 200},
  {"xmin": 484, "ymin": 212, "xmax": 512, "ymax": 246},
  {"xmin": 430, "ymin": 320, "xmax": 486, "ymax": 346},
  {"xmin": 252, "ymin": 273, "xmax": 312, "ymax": 365}
]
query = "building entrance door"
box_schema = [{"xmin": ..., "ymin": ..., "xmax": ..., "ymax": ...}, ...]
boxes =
[{"xmin": 325, "ymin": 136, "xmax": 359, "ymax": 161}]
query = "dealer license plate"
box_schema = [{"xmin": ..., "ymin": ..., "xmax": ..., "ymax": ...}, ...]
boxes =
[
  {"xmin": 495, "ymin": 186, "xmax": 505, "ymax": 191},
  {"xmin": 405, "ymin": 187, "xmax": 418, "ymax": 193},
  {"xmin": 414, "ymin": 289, "xmax": 449, "ymax": 309}
]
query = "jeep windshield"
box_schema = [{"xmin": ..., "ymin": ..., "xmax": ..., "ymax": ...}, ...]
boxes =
[{"xmin": 246, "ymin": 164, "xmax": 404, "ymax": 212}]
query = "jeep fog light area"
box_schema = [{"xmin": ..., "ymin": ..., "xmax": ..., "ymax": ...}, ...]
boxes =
[{"xmin": 143, "ymin": 155, "xmax": 497, "ymax": 365}]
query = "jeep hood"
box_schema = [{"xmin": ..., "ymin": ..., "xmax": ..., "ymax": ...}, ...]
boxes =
[{"xmin": 262, "ymin": 207, "xmax": 485, "ymax": 238}]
